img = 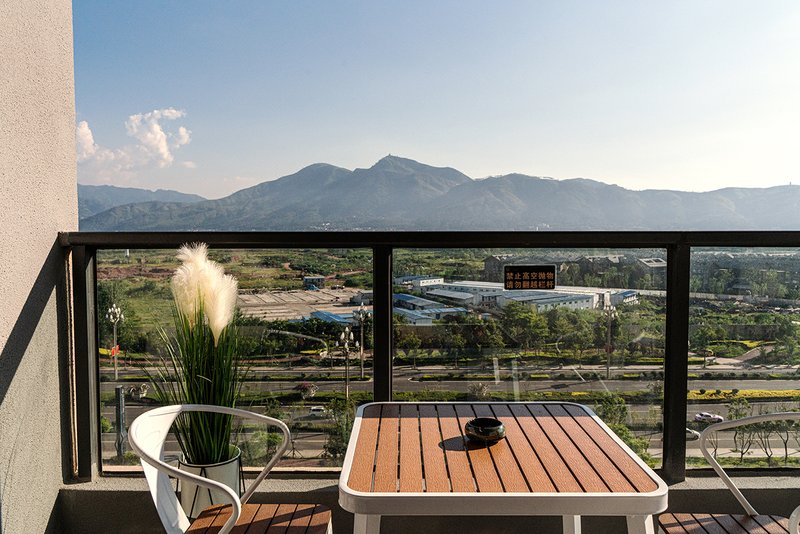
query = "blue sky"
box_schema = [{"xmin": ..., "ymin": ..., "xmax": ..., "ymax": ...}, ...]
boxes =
[{"xmin": 74, "ymin": 1, "xmax": 800, "ymax": 199}]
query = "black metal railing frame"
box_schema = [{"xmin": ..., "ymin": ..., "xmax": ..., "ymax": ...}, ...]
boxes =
[{"xmin": 60, "ymin": 230, "xmax": 800, "ymax": 483}]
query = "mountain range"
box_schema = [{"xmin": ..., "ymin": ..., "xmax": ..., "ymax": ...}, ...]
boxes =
[
  {"xmin": 78, "ymin": 184, "xmax": 205, "ymax": 220},
  {"xmin": 79, "ymin": 156, "xmax": 800, "ymax": 231}
]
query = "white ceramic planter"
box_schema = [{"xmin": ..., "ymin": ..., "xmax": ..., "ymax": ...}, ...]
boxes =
[{"xmin": 179, "ymin": 447, "xmax": 242, "ymax": 519}]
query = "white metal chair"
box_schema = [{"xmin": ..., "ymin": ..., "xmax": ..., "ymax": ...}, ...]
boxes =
[
  {"xmin": 129, "ymin": 404, "xmax": 332, "ymax": 534},
  {"xmin": 659, "ymin": 412, "xmax": 800, "ymax": 533}
]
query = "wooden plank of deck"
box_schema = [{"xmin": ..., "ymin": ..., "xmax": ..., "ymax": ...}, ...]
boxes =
[
  {"xmin": 733, "ymin": 514, "xmax": 783, "ymax": 534},
  {"xmin": 510, "ymin": 404, "xmax": 582, "ymax": 492},
  {"xmin": 399, "ymin": 403, "xmax": 423, "ymax": 492},
  {"xmin": 205, "ymin": 504, "xmax": 235, "ymax": 534},
  {"xmin": 242, "ymin": 503, "xmax": 280, "ymax": 533},
  {"xmin": 753, "ymin": 515, "xmax": 791, "ymax": 533},
  {"xmin": 284, "ymin": 503, "xmax": 315, "ymax": 534},
  {"xmin": 657, "ymin": 513, "xmax": 692, "ymax": 533},
  {"xmin": 419, "ymin": 404, "xmax": 450, "ymax": 492},
  {"xmin": 265, "ymin": 503, "xmax": 298, "ymax": 534},
  {"xmin": 187, "ymin": 504, "xmax": 224, "ymax": 533},
  {"xmin": 373, "ymin": 404, "xmax": 400, "ymax": 492},
  {"xmin": 714, "ymin": 515, "xmax": 766, "ymax": 534},
  {"xmin": 229, "ymin": 504, "xmax": 263, "ymax": 534},
  {"xmin": 305, "ymin": 505, "xmax": 333, "ymax": 534},
  {"xmin": 436, "ymin": 404, "xmax": 476, "ymax": 492},
  {"xmin": 690, "ymin": 514, "xmax": 741, "ymax": 534},
  {"xmin": 347, "ymin": 404, "xmax": 382, "ymax": 492},
  {"xmin": 563, "ymin": 404, "xmax": 657, "ymax": 492},
  {"xmin": 660, "ymin": 513, "xmax": 790, "ymax": 534}
]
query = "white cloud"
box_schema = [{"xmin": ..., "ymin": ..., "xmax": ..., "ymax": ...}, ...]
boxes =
[
  {"xmin": 77, "ymin": 108, "xmax": 193, "ymax": 184},
  {"xmin": 175, "ymin": 126, "xmax": 191, "ymax": 147},
  {"xmin": 76, "ymin": 121, "xmax": 97, "ymax": 161},
  {"xmin": 124, "ymin": 108, "xmax": 191, "ymax": 168}
]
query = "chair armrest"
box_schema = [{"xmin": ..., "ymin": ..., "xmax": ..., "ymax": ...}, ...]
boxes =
[
  {"xmin": 789, "ymin": 503, "xmax": 800, "ymax": 534},
  {"xmin": 699, "ymin": 412, "xmax": 800, "ymax": 517},
  {"xmin": 217, "ymin": 406, "xmax": 291, "ymax": 504}
]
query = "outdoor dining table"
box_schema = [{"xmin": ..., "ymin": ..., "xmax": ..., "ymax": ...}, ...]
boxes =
[{"xmin": 339, "ymin": 401, "xmax": 668, "ymax": 534}]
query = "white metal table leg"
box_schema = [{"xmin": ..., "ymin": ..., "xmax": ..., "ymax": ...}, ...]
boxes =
[
  {"xmin": 563, "ymin": 515, "xmax": 581, "ymax": 534},
  {"xmin": 353, "ymin": 514, "xmax": 381, "ymax": 534},
  {"xmin": 626, "ymin": 515, "xmax": 655, "ymax": 534}
]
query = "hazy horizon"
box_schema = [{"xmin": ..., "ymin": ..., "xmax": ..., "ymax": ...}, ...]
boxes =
[{"xmin": 77, "ymin": 154, "xmax": 800, "ymax": 200}]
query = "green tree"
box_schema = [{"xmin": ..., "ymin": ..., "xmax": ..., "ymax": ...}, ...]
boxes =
[
  {"xmin": 323, "ymin": 398, "xmax": 355, "ymax": 464},
  {"xmin": 448, "ymin": 333, "xmax": 466, "ymax": 369},
  {"xmin": 398, "ymin": 331, "xmax": 422, "ymax": 369},
  {"xmin": 727, "ymin": 398, "xmax": 754, "ymax": 462},
  {"xmin": 596, "ymin": 393, "xmax": 629, "ymax": 426},
  {"xmin": 239, "ymin": 430, "xmax": 282, "ymax": 465},
  {"xmin": 501, "ymin": 302, "xmax": 549, "ymax": 353}
]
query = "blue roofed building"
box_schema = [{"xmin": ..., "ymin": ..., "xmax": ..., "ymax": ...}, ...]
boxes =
[
  {"xmin": 423, "ymin": 288, "xmax": 477, "ymax": 306},
  {"xmin": 418, "ymin": 307, "xmax": 469, "ymax": 320},
  {"xmin": 612, "ymin": 290, "xmax": 639, "ymax": 306},
  {"xmin": 394, "ymin": 308, "xmax": 434, "ymax": 325},
  {"xmin": 393, "ymin": 293, "xmax": 441, "ymax": 310},
  {"xmin": 310, "ymin": 310, "xmax": 352, "ymax": 324}
]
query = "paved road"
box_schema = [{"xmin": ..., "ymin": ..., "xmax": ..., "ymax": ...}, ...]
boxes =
[{"xmin": 100, "ymin": 362, "xmax": 800, "ymax": 466}]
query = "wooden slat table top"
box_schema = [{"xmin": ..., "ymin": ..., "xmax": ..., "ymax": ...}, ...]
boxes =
[{"xmin": 343, "ymin": 402, "xmax": 662, "ymax": 496}]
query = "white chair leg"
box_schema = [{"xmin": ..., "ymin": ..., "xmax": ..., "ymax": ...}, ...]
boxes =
[
  {"xmin": 353, "ymin": 513, "xmax": 381, "ymax": 534},
  {"xmin": 563, "ymin": 515, "xmax": 581, "ymax": 534},
  {"xmin": 626, "ymin": 515, "xmax": 655, "ymax": 534}
]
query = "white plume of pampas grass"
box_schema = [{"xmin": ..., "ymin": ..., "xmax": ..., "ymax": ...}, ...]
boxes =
[{"xmin": 171, "ymin": 243, "xmax": 238, "ymax": 345}]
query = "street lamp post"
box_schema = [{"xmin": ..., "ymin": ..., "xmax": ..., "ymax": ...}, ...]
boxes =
[
  {"xmin": 106, "ymin": 303, "xmax": 124, "ymax": 381},
  {"xmin": 337, "ymin": 326, "xmax": 356, "ymax": 401},
  {"xmin": 604, "ymin": 292, "xmax": 616, "ymax": 380},
  {"xmin": 353, "ymin": 303, "xmax": 369, "ymax": 379}
]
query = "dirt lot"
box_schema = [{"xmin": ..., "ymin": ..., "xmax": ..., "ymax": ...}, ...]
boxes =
[{"xmin": 238, "ymin": 287, "xmax": 368, "ymax": 321}]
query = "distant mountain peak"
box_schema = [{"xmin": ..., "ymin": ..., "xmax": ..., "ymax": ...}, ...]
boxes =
[{"xmin": 368, "ymin": 154, "xmax": 466, "ymax": 176}]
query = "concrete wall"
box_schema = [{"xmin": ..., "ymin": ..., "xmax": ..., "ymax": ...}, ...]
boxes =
[{"xmin": 0, "ymin": 0, "xmax": 77, "ymax": 532}]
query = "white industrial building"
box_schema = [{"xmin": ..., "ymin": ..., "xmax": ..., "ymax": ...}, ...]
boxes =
[
  {"xmin": 394, "ymin": 275, "xmax": 445, "ymax": 290},
  {"xmin": 421, "ymin": 280, "xmax": 637, "ymax": 311},
  {"xmin": 496, "ymin": 291, "xmax": 593, "ymax": 312}
]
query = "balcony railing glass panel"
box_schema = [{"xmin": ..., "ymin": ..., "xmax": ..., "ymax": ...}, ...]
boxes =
[
  {"xmin": 687, "ymin": 247, "xmax": 800, "ymax": 470},
  {"xmin": 391, "ymin": 247, "xmax": 666, "ymax": 468},
  {"xmin": 96, "ymin": 247, "xmax": 374, "ymax": 472}
]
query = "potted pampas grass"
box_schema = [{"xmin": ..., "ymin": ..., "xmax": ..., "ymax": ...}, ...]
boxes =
[{"xmin": 148, "ymin": 243, "xmax": 244, "ymax": 518}]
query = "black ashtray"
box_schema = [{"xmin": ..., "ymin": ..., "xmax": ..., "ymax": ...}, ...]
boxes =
[{"xmin": 464, "ymin": 417, "xmax": 506, "ymax": 443}]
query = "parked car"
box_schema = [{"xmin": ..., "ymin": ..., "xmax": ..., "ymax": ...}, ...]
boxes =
[
  {"xmin": 694, "ymin": 412, "xmax": 724, "ymax": 424},
  {"xmin": 309, "ymin": 406, "xmax": 327, "ymax": 417}
]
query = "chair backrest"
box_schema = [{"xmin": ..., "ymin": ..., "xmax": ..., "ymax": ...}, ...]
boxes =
[
  {"xmin": 128, "ymin": 404, "xmax": 291, "ymax": 534},
  {"xmin": 699, "ymin": 411, "xmax": 800, "ymax": 529}
]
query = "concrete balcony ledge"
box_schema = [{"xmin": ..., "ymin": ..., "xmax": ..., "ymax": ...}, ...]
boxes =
[{"xmin": 55, "ymin": 474, "xmax": 800, "ymax": 534}]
